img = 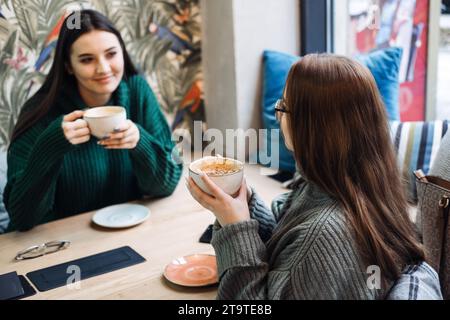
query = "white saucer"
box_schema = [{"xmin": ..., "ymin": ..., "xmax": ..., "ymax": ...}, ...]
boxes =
[{"xmin": 92, "ymin": 204, "xmax": 150, "ymax": 228}]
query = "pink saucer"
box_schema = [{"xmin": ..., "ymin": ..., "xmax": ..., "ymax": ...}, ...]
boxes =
[{"xmin": 164, "ymin": 254, "xmax": 218, "ymax": 287}]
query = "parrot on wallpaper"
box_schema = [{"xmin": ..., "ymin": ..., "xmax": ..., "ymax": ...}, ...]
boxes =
[
  {"xmin": 173, "ymin": 8, "xmax": 190, "ymax": 25},
  {"xmin": 172, "ymin": 80, "xmax": 202, "ymax": 130},
  {"xmin": 149, "ymin": 22, "xmax": 195, "ymax": 55},
  {"xmin": 154, "ymin": 1, "xmax": 191, "ymax": 25},
  {"xmin": 34, "ymin": 13, "xmax": 66, "ymax": 71}
]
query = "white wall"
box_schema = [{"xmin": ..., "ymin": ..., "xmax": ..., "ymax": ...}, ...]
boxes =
[
  {"xmin": 201, "ymin": 0, "xmax": 300, "ymax": 155},
  {"xmin": 200, "ymin": 0, "xmax": 238, "ymax": 135},
  {"xmin": 233, "ymin": 0, "xmax": 300, "ymax": 129}
]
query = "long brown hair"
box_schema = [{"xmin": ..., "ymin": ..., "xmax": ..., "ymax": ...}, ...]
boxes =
[
  {"xmin": 10, "ymin": 10, "xmax": 138, "ymax": 143},
  {"xmin": 284, "ymin": 54, "xmax": 424, "ymax": 285}
]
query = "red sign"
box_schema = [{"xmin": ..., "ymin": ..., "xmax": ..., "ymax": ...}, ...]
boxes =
[{"xmin": 349, "ymin": 0, "xmax": 429, "ymax": 121}]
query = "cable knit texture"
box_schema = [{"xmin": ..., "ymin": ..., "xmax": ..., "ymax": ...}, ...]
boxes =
[
  {"xmin": 4, "ymin": 75, "xmax": 182, "ymax": 231},
  {"xmin": 211, "ymin": 179, "xmax": 386, "ymax": 300}
]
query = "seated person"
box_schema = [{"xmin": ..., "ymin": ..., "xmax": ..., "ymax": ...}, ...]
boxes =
[
  {"xmin": 430, "ymin": 131, "xmax": 450, "ymax": 178},
  {"xmin": 4, "ymin": 10, "xmax": 182, "ymax": 232},
  {"xmin": 187, "ymin": 54, "xmax": 442, "ymax": 299}
]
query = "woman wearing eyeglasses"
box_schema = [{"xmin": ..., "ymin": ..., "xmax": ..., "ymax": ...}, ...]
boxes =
[
  {"xmin": 187, "ymin": 54, "xmax": 442, "ymax": 299},
  {"xmin": 4, "ymin": 10, "xmax": 182, "ymax": 232}
]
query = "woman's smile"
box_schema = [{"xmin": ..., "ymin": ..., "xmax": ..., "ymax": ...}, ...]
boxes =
[{"xmin": 93, "ymin": 75, "xmax": 114, "ymax": 84}]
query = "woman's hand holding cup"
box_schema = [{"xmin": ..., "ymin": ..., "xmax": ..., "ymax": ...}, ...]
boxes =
[
  {"xmin": 98, "ymin": 120, "xmax": 140, "ymax": 149},
  {"xmin": 186, "ymin": 174, "xmax": 251, "ymax": 227},
  {"xmin": 62, "ymin": 110, "xmax": 91, "ymax": 145}
]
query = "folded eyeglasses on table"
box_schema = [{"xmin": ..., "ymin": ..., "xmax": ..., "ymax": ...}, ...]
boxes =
[{"xmin": 15, "ymin": 240, "xmax": 71, "ymax": 260}]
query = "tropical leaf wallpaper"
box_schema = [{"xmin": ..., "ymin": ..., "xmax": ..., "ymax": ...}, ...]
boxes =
[{"xmin": 0, "ymin": 0, "xmax": 204, "ymax": 149}]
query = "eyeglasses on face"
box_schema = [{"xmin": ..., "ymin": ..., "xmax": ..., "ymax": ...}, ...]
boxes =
[
  {"xmin": 275, "ymin": 99, "xmax": 289, "ymax": 122},
  {"xmin": 15, "ymin": 240, "xmax": 71, "ymax": 260}
]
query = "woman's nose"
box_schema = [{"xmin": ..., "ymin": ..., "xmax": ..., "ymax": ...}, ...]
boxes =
[{"xmin": 96, "ymin": 57, "xmax": 111, "ymax": 74}]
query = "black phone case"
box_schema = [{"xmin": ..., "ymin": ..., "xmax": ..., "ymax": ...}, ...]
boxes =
[
  {"xmin": 199, "ymin": 224, "xmax": 213, "ymax": 243},
  {"xmin": 26, "ymin": 246, "xmax": 146, "ymax": 292},
  {"xmin": 11, "ymin": 276, "xmax": 37, "ymax": 300},
  {"xmin": 0, "ymin": 272, "xmax": 24, "ymax": 300}
]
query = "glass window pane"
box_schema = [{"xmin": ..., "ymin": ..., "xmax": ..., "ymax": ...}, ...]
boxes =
[{"xmin": 339, "ymin": 0, "xmax": 430, "ymax": 121}]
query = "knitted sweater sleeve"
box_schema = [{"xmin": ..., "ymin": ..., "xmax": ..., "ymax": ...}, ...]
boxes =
[
  {"xmin": 290, "ymin": 218, "xmax": 377, "ymax": 300},
  {"xmin": 244, "ymin": 189, "xmax": 291, "ymax": 242},
  {"xmin": 128, "ymin": 76, "xmax": 182, "ymax": 197},
  {"xmin": 4, "ymin": 115, "xmax": 74, "ymax": 231},
  {"xmin": 211, "ymin": 209, "xmax": 378, "ymax": 300}
]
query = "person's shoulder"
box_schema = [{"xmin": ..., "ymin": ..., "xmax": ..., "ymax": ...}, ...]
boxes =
[
  {"xmin": 289, "ymin": 206, "xmax": 361, "ymax": 269},
  {"xmin": 386, "ymin": 262, "xmax": 443, "ymax": 300},
  {"xmin": 125, "ymin": 74, "xmax": 151, "ymax": 91},
  {"xmin": 318, "ymin": 208, "xmax": 353, "ymax": 243},
  {"xmin": 290, "ymin": 201, "xmax": 351, "ymax": 246},
  {"xmin": 276, "ymin": 195, "xmax": 347, "ymax": 249}
]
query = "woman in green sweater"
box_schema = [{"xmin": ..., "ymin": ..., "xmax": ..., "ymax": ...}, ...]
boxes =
[
  {"xmin": 187, "ymin": 54, "xmax": 442, "ymax": 299},
  {"xmin": 4, "ymin": 10, "xmax": 182, "ymax": 232}
]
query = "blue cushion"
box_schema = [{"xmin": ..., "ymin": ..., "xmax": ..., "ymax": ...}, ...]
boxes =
[
  {"xmin": 260, "ymin": 48, "xmax": 402, "ymax": 173},
  {"xmin": 260, "ymin": 50, "xmax": 299, "ymax": 172},
  {"xmin": 356, "ymin": 47, "xmax": 402, "ymax": 121}
]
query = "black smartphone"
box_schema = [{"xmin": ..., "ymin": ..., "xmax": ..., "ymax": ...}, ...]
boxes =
[
  {"xmin": 11, "ymin": 275, "xmax": 37, "ymax": 300},
  {"xmin": 199, "ymin": 224, "xmax": 213, "ymax": 243}
]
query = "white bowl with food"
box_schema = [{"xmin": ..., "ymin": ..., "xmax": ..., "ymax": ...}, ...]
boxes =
[{"xmin": 189, "ymin": 156, "xmax": 244, "ymax": 196}]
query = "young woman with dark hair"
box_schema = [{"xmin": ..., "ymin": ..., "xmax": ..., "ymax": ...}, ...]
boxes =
[
  {"xmin": 187, "ymin": 54, "xmax": 442, "ymax": 299},
  {"xmin": 5, "ymin": 10, "xmax": 182, "ymax": 231}
]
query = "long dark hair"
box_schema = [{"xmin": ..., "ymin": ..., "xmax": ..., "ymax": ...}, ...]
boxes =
[
  {"xmin": 284, "ymin": 54, "xmax": 424, "ymax": 288},
  {"xmin": 11, "ymin": 9, "xmax": 138, "ymax": 142}
]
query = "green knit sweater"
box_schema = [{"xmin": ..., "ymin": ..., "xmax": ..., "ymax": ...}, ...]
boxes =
[{"xmin": 4, "ymin": 75, "xmax": 182, "ymax": 232}]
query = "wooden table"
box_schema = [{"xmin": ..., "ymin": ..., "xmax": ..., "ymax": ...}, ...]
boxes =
[{"xmin": 0, "ymin": 163, "xmax": 287, "ymax": 300}]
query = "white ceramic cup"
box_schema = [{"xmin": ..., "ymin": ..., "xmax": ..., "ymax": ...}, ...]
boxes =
[
  {"xmin": 189, "ymin": 156, "xmax": 244, "ymax": 196},
  {"xmin": 83, "ymin": 106, "xmax": 126, "ymax": 139}
]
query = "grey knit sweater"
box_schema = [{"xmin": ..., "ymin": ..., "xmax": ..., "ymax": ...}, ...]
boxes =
[
  {"xmin": 211, "ymin": 178, "xmax": 386, "ymax": 300},
  {"xmin": 430, "ymin": 131, "xmax": 450, "ymax": 179}
]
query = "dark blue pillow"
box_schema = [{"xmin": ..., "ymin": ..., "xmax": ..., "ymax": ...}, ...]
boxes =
[
  {"xmin": 260, "ymin": 51, "xmax": 299, "ymax": 172},
  {"xmin": 356, "ymin": 47, "xmax": 402, "ymax": 121},
  {"xmin": 260, "ymin": 48, "xmax": 402, "ymax": 172}
]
